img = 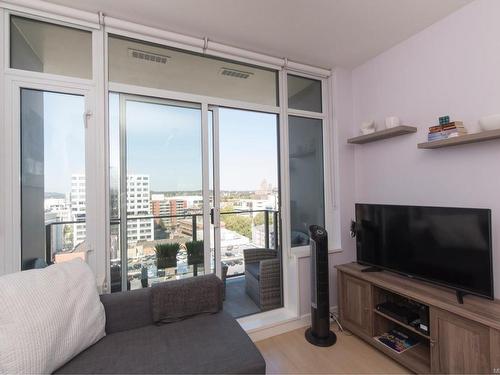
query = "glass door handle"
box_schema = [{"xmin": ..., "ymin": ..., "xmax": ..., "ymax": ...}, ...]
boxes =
[
  {"xmin": 83, "ymin": 110, "xmax": 92, "ymax": 128},
  {"xmin": 211, "ymin": 207, "xmax": 221, "ymax": 228}
]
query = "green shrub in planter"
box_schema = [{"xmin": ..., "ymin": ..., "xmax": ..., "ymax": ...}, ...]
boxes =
[
  {"xmin": 185, "ymin": 240, "xmax": 204, "ymax": 266},
  {"xmin": 155, "ymin": 242, "xmax": 180, "ymax": 269}
]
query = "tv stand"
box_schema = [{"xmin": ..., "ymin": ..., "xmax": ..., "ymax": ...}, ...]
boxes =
[
  {"xmin": 336, "ymin": 262, "xmax": 500, "ymax": 374},
  {"xmin": 360, "ymin": 266, "xmax": 383, "ymax": 273},
  {"xmin": 456, "ymin": 290, "xmax": 467, "ymax": 304}
]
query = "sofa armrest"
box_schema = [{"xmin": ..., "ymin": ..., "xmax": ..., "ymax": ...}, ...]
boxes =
[
  {"xmin": 100, "ymin": 287, "xmax": 153, "ymax": 334},
  {"xmin": 243, "ymin": 248, "xmax": 277, "ymax": 263},
  {"xmin": 151, "ymin": 274, "xmax": 223, "ymax": 323}
]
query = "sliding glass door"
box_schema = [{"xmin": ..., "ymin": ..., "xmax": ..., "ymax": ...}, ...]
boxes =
[
  {"xmin": 110, "ymin": 94, "xmax": 209, "ymax": 291},
  {"xmin": 210, "ymin": 107, "xmax": 282, "ymax": 316},
  {"xmin": 109, "ymin": 97, "xmax": 282, "ymax": 312}
]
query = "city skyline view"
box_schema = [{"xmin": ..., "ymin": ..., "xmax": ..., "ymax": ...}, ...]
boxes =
[{"xmin": 40, "ymin": 90, "xmax": 280, "ymax": 282}]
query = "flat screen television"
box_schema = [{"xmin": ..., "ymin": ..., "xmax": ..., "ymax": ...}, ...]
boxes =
[{"xmin": 355, "ymin": 203, "xmax": 493, "ymax": 300}]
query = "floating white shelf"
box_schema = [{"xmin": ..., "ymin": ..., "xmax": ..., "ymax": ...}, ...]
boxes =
[
  {"xmin": 418, "ymin": 128, "xmax": 500, "ymax": 149},
  {"xmin": 347, "ymin": 125, "xmax": 417, "ymax": 145}
]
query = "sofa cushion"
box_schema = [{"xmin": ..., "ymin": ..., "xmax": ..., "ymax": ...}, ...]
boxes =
[
  {"xmin": 0, "ymin": 260, "xmax": 105, "ymax": 374},
  {"xmin": 152, "ymin": 274, "xmax": 222, "ymax": 324},
  {"xmin": 54, "ymin": 311, "xmax": 265, "ymax": 374},
  {"xmin": 100, "ymin": 287, "xmax": 153, "ymax": 334},
  {"xmin": 245, "ymin": 262, "xmax": 260, "ymax": 280}
]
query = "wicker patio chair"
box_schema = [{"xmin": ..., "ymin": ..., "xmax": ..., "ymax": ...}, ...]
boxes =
[{"xmin": 243, "ymin": 248, "xmax": 281, "ymax": 311}]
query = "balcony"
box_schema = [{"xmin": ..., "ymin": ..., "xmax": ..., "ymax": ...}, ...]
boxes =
[{"xmin": 45, "ymin": 209, "xmax": 281, "ymax": 318}]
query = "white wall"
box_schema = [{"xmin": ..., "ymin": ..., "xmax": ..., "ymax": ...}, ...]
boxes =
[{"xmin": 351, "ymin": 0, "xmax": 500, "ymax": 298}]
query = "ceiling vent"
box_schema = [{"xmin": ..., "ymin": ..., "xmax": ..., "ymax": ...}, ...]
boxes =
[
  {"xmin": 128, "ymin": 48, "xmax": 169, "ymax": 64},
  {"xmin": 219, "ymin": 67, "xmax": 253, "ymax": 79}
]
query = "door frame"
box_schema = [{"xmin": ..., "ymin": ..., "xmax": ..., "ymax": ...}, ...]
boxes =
[
  {"xmin": 109, "ymin": 82, "xmax": 282, "ymax": 258},
  {"xmin": 116, "ymin": 93, "xmax": 214, "ymax": 289},
  {"xmin": 114, "ymin": 95, "xmax": 283, "ymax": 284},
  {"xmin": 209, "ymin": 105, "xmax": 222, "ymax": 277},
  {"xmin": 208, "ymin": 104, "xmax": 282, "ymax": 280}
]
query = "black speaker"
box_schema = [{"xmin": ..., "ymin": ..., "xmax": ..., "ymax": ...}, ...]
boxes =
[{"xmin": 305, "ymin": 225, "xmax": 337, "ymax": 347}]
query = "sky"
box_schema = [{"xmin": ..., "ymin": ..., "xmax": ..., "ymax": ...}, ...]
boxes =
[
  {"xmin": 41, "ymin": 92, "xmax": 278, "ymax": 195},
  {"xmin": 31, "ymin": 90, "xmax": 85, "ymax": 194}
]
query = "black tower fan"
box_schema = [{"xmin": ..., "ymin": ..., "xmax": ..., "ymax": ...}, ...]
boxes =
[{"xmin": 305, "ymin": 225, "xmax": 337, "ymax": 347}]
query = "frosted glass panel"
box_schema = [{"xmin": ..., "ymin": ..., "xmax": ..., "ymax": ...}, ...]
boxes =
[
  {"xmin": 288, "ymin": 116, "xmax": 324, "ymax": 247},
  {"xmin": 10, "ymin": 16, "xmax": 92, "ymax": 79},
  {"xmin": 287, "ymin": 75, "xmax": 322, "ymax": 113},
  {"xmin": 108, "ymin": 35, "xmax": 278, "ymax": 106}
]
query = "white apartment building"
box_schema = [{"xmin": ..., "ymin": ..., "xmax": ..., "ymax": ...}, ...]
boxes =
[
  {"xmin": 126, "ymin": 175, "xmax": 154, "ymax": 244},
  {"xmin": 71, "ymin": 174, "xmax": 154, "ymax": 248},
  {"xmin": 44, "ymin": 197, "xmax": 71, "ymax": 221},
  {"xmin": 233, "ymin": 197, "xmax": 277, "ymax": 215},
  {"xmin": 70, "ymin": 175, "xmax": 87, "ymax": 247}
]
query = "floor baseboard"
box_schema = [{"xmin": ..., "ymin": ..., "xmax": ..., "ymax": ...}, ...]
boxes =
[{"xmin": 248, "ymin": 305, "xmax": 338, "ymax": 342}]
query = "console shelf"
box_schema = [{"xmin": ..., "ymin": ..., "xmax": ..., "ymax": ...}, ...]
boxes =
[
  {"xmin": 336, "ymin": 262, "xmax": 500, "ymax": 374},
  {"xmin": 347, "ymin": 125, "xmax": 417, "ymax": 144},
  {"xmin": 373, "ymin": 308, "xmax": 430, "ymax": 339},
  {"xmin": 372, "ymin": 336, "xmax": 431, "ymax": 374}
]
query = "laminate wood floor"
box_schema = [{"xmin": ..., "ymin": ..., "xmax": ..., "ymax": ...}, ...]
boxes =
[{"xmin": 256, "ymin": 326, "xmax": 411, "ymax": 374}]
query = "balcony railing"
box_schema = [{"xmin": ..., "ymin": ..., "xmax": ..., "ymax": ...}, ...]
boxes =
[
  {"xmin": 45, "ymin": 219, "xmax": 86, "ymax": 265},
  {"xmin": 46, "ymin": 209, "xmax": 279, "ymax": 287}
]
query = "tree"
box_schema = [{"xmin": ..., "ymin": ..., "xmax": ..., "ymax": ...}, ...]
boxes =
[
  {"xmin": 224, "ymin": 215, "xmax": 252, "ymax": 238},
  {"xmin": 221, "ymin": 205, "xmax": 252, "ymax": 238}
]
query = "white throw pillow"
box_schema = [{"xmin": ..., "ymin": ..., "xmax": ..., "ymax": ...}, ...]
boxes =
[{"xmin": 0, "ymin": 259, "xmax": 106, "ymax": 374}]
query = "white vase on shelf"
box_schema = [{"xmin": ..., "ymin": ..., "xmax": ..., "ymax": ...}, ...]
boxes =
[
  {"xmin": 360, "ymin": 121, "xmax": 375, "ymax": 135},
  {"xmin": 479, "ymin": 114, "xmax": 500, "ymax": 131},
  {"xmin": 385, "ymin": 116, "xmax": 400, "ymax": 129}
]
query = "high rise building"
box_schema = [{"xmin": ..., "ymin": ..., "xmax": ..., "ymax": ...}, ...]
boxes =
[
  {"xmin": 126, "ymin": 175, "xmax": 153, "ymax": 243},
  {"xmin": 70, "ymin": 174, "xmax": 154, "ymax": 247},
  {"xmin": 70, "ymin": 174, "xmax": 86, "ymax": 247}
]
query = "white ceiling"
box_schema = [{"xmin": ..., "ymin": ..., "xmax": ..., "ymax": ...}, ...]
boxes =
[{"xmin": 43, "ymin": 0, "xmax": 472, "ymax": 68}]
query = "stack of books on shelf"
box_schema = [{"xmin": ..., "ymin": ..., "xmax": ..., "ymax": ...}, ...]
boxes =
[
  {"xmin": 374, "ymin": 328, "xmax": 420, "ymax": 354},
  {"xmin": 427, "ymin": 121, "xmax": 467, "ymax": 142}
]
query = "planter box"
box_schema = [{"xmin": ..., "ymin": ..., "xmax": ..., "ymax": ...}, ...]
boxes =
[{"xmin": 157, "ymin": 257, "xmax": 177, "ymax": 269}]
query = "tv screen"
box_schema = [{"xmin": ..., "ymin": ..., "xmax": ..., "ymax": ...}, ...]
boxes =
[{"xmin": 356, "ymin": 203, "xmax": 493, "ymax": 299}]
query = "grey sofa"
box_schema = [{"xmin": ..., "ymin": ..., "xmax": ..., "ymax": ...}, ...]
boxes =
[
  {"xmin": 54, "ymin": 274, "xmax": 266, "ymax": 374},
  {"xmin": 244, "ymin": 248, "xmax": 281, "ymax": 312}
]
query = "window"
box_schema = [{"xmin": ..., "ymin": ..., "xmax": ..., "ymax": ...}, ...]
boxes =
[
  {"xmin": 288, "ymin": 116, "xmax": 324, "ymax": 246},
  {"xmin": 287, "ymin": 75, "xmax": 322, "ymax": 113},
  {"xmin": 20, "ymin": 89, "xmax": 86, "ymax": 269},
  {"xmin": 10, "ymin": 16, "xmax": 92, "ymax": 79},
  {"xmin": 287, "ymin": 74, "xmax": 326, "ymax": 247},
  {"xmin": 108, "ymin": 35, "xmax": 278, "ymax": 106},
  {"xmin": 3, "ymin": 10, "xmax": 333, "ymax": 321}
]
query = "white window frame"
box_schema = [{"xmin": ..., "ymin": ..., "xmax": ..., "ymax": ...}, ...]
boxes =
[
  {"xmin": 0, "ymin": 1, "xmax": 338, "ymax": 325},
  {"xmin": 284, "ymin": 71, "xmax": 339, "ymax": 258},
  {"xmin": 0, "ymin": 8, "xmax": 107, "ymax": 289}
]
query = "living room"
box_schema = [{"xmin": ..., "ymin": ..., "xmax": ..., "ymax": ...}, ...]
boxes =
[{"xmin": 1, "ymin": 0, "xmax": 499, "ymax": 374}]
